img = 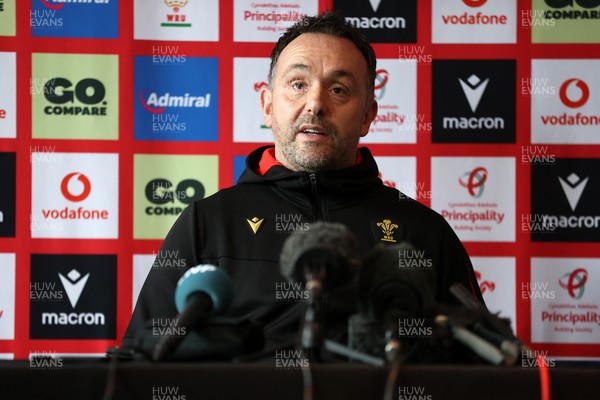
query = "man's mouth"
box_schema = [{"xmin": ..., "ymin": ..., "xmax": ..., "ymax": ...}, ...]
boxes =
[{"xmin": 299, "ymin": 125, "xmax": 326, "ymax": 135}]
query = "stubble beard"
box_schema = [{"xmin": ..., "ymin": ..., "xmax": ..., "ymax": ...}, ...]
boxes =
[{"xmin": 273, "ymin": 116, "xmax": 357, "ymax": 173}]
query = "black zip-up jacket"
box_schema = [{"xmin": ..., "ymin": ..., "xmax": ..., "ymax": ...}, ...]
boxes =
[{"xmin": 123, "ymin": 146, "xmax": 482, "ymax": 354}]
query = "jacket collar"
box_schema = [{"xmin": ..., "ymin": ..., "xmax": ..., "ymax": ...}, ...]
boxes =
[{"xmin": 237, "ymin": 145, "xmax": 382, "ymax": 209}]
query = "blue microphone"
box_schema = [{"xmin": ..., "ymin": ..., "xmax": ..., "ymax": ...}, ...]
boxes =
[
  {"xmin": 175, "ymin": 265, "xmax": 233, "ymax": 314},
  {"xmin": 153, "ymin": 265, "xmax": 233, "ymax": 361}
]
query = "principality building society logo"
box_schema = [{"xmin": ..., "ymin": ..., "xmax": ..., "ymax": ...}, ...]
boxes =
[{"xmin": 559, "ymin": 268, "xmax": 588, "ymax": 299}]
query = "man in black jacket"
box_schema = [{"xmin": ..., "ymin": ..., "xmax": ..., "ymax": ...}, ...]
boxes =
[{"xmin": 124, "ymin": 12, "xmax": 482, "ymax": 357}]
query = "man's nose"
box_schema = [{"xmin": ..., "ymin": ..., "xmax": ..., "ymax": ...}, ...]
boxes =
[{"xmin": 304, "ymin": 85, "xmax": 326, "ymax": 116}]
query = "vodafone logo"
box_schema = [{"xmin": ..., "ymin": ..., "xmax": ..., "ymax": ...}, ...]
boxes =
[
  {"xmin": 540, "ymin": 78, "xmax": 598, "ymax": 127},
  {"xmin": 559, "ymin": 268, "xmax": 588, "ymax": 300},
  {"xmin": 41, "ymin": 172, "xmax": 109, "ymax": 221},
  {"xmin": 459, "ymin": 167, "xmax": 488, "ymax": 198},
  {"xmin": 463, "ymin": 0, "xmax": 487, "ymax": 7},
  {"xmin": 559, "ymin": 79, "xmax": 590, "ymax": 108},
  {"xmin": 441, "ymin": 0, "xmax": 507, "ymax": 25},
  {"xmin": 61, "ymin": 173, "xmax": 91, "ymax": 202}
]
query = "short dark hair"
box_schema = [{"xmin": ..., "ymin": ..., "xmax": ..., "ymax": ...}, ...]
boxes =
[{"xmin": 268, "ymin": 11, "xmax": 377, "ymax": 99}]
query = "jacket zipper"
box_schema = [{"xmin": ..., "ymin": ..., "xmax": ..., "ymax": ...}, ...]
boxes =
[{"xmin": 308, "ymin": 173, "xmax": 323, "ymax": 220}]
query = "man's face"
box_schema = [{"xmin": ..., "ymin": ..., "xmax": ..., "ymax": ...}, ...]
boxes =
[{"xmin": 260, "ymin": 33, "xmax": 378, "ymax": 172}]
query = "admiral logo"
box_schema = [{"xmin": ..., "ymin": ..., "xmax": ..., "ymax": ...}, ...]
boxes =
[
  {"xmin": 134, "ymin": 56, "xmax": 218, "ymax": 141},
  {"xmin": 543, "ymin": 0, "xmax": 600, "ymax": 20},
  {"xmin": 540, "ymin": 79, "xmax": 599, "ymax": 126},
  {"xmin": 41, "ymin": 172, "xmax": 108, "ymax": 221},
  {"xmin": 33, "ymin": 0, "xmax": 117, "ymax": 39},
  {"xmin": 531, "ymin": 159, "xmax": 600, "ymax": 242},
  {"xmin": 432, "ymin": 60, "xmax": 515, "ymax": 143},
  {"xmin": 162, "ymin": 0, "xmax": 191, "ymax": 27},
  {"xmin": 334, "ymin": 0, "xmax": 417, "ymax": 43},
  {"xmin": 559, "ymin": 268, "xmax": 588, "ymax": 299},
  {"xmin": 41, "ymin": 0, "xmax": 64, "ymax": 11},
  {"xmin": 140, "ymin": 90, "xmax": 211, "ymax": 113},
  {"xmin": 145, "ymin": 178, "xmax": 205, "ymax": 216},
  {"xmin": 43, "ymin": 78, "xmax": 107, "ymax": 116},
  {"xmin": 30, "ymin": 254, "xmax": 116, "ymax": 339},
  {"xmin": 441, "ymin": 0, "xmax": 508, "ymax": 25}
]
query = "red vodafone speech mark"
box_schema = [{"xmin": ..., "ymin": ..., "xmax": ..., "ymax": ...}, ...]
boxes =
[
  {"xmin": 61, "ymin": 173, "xmax": 91, "ymax": 202},
  {"xmin": 559, "ymin": 78, "xmax": 590, "ymax": 108},
  {"xmin": 463, "ymin": 0, "xmax": 487, "ymax": 7}
]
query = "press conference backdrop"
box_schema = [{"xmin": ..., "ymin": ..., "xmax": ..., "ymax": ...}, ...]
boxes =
[{"xmin": 0, "ymin": 0, "xmax": 599, "ymax": 361}]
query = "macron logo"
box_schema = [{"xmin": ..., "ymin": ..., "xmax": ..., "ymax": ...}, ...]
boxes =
[
  {"xmin": 369, "ymin": 0, "xmax": 382, "ymax": 12},
  {"xmin": 459, "ymin": 74, "xmax": 489, "ymax": 113},
  {"xmin": 58, "ymin": 269, "xmax": 90, "ymax": 308},
  {"xmin": 558, "ymin": 173, "xmax": 588, "ymax": 212}
]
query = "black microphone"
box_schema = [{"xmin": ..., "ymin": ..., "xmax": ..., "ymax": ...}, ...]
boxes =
[
  {"xmin": 352, "ymin": 242, "xmax": 435, "ymax": 361},
  {"xmin": 280, "ymin": 221, "xmax": 359, "ymax": 294},
  {"xmin": 153, "ymin": 265, "xmax": 233, "ymax": 361},
  {"xmin": 279, "ymin": 221, "xmax": 359, "ymax": 355}
]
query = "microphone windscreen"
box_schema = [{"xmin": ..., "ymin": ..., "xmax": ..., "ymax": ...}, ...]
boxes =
[
  {"xmin": 359, "ymin": 242, "xmax": 435, "ymax": 321},
  {"xmin": 279, "ymin": 221, "xmax": 359, "ymax": 287},
  {"xmin": 175, "ymin": 265, "xmax": 233, "ymax": 314}
]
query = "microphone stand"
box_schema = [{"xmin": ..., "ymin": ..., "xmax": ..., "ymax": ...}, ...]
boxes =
[{"xmin": 301, "ymin": 278, "xmax": 323, "ymax": 362}]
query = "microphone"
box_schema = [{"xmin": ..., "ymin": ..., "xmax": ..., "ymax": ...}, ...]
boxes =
[
  {"xmin": 444, "ymin": 283, "xmax": 523, "ymax": 365},
  {"xmin": 352, "ymin": 242, "xmax": 435, "ymax": 362},
  {"xmin": 280, "ymin": 221, "xmax": 359, "ymax": 294},
  {"xmin": 279, "ymin": 221, "xmax": 359, "ymax": 355},
  {"xmin": 153, "ymin": 265, "xmax": 233, "ymax": 361}
]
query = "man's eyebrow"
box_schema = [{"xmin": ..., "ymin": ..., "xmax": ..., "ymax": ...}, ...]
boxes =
[{"xmin": 282, "ymin": 63, "xmax": 309, "ymax": 75}]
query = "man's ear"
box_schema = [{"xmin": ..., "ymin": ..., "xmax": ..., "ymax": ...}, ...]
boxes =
[
  {"xmin": 360, "ymin": 99, "xmax": 378, "ymax": 137},
  {"xmin": 260, "ymin": 87, "xmax": 273, "ymax": 128}
]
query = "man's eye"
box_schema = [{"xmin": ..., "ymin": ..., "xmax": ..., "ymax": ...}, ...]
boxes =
[
  {"xmin": 291, "ymin": 81, "xmax": 305, "ymax": 90},
  {"xmin": 331, "ymin": 87, "xmax": 346, "ymax": 95}
]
